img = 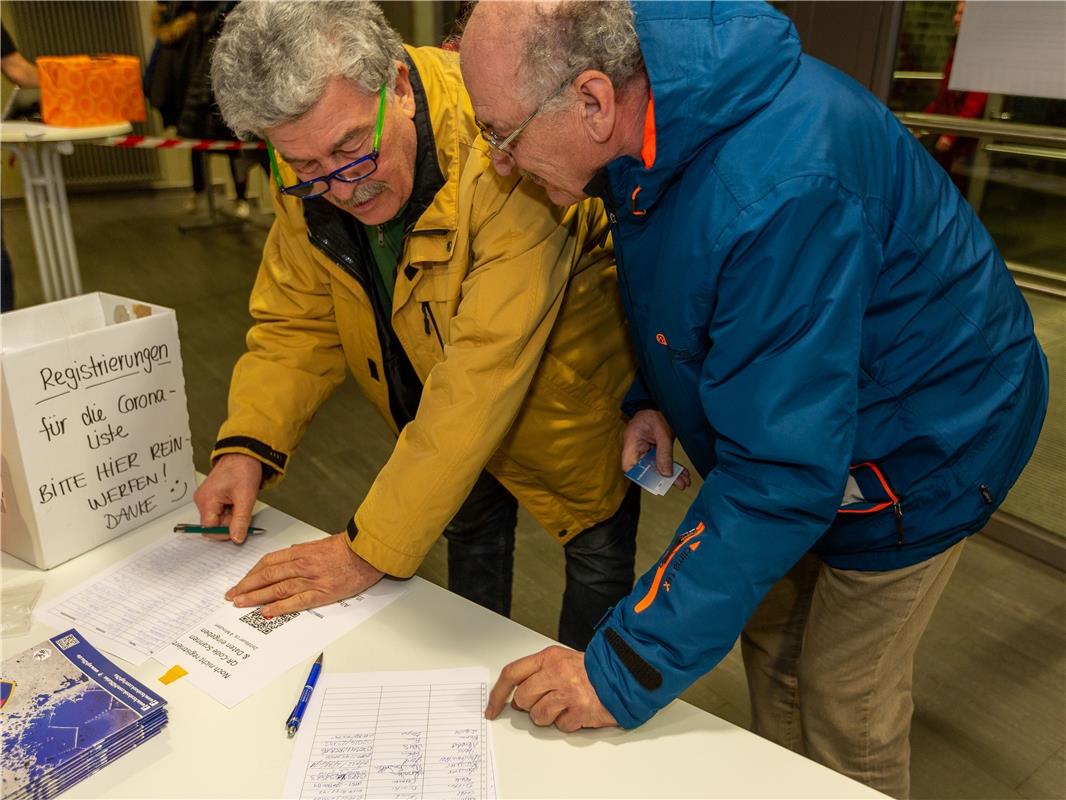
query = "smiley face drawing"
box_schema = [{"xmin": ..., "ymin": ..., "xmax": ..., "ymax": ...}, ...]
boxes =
[{"xmin": 169, "ymin": 477, "xmax": 189, "ymax": 503}]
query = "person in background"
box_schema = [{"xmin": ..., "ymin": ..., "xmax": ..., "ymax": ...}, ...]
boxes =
[
  {"xmin": 149, "ymin": 1, "xmax": 252, "ymax": 217},
  {"xmin": 195, "ymin": 1, "xmax": 645, "ymax": 651},
  {"xmin": 920, "ymin": 1, "xmax": 988, "ymax": 193},
  {"xmin": 1, "ymin": 23, "xmax": 38, "ymax": 89},
  {"xmin": 1, "ymin": 22, "xmax": 39, "ymax": 312},
  {"xmin": 459, "ymin": 3, "xmax": 1047, "ymax": 798},
  {"xmin": 146, "ymin": 2, "xmax": 198, "ymax": 129},
  {"xmin": 148, "ymin": 2, "xmax": 213, "ymax": 214}
]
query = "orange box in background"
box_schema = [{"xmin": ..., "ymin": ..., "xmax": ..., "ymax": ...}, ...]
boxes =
[{"xmin": 38, "ymin": 55, "xmax": 146, "ymax": 127}]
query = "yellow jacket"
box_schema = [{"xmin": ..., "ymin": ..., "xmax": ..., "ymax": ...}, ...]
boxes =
[{"xmin": 213, "ymin": 46, "xmax": 636, "ymax": 577}]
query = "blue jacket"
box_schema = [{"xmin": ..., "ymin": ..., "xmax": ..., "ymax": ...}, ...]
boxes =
[{"xmin": 584, "ymin": 1, "xmax": 1048, "ymax": 729}]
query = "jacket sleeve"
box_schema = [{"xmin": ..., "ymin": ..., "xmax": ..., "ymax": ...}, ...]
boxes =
[
  {"xmin": 585, "ymin": 181, "xmax": 879, "ymax": 728},
  {"xmin": 349, "ymin": 179, "xmax": 588, "ymax": 577},
  {"xmin": 212, "ymin": 187, "xmax": 347, "ymax": 482},
  {"xmin": 621, "ymin": 371, "xmax": 658, "ymax": 416}
]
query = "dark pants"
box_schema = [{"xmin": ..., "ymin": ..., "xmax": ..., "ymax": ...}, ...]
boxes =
[
  {"xmin": 191, "ymin": 152, "xmax": 248, "ymax": 199},
  {"xmin": 444, "ymin": 472, "xmax": 640, "ymax": 650}
]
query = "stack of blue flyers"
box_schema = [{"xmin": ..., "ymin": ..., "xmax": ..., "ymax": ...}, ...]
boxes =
[{"xmin": 1, "ymin": 628, "xmax": 168, "ymax": 800}]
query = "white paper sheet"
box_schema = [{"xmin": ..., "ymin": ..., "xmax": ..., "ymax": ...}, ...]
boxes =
[
  {"xmin": 282, "ymin": 668, "xmax": 498, "ymax": 800},
  {"xmin": 34, "ymin": 532, "xmax": 281, "ymax": 664},
  {"xmin": 154, "ymin": 581, "xmax": 405, "ymax": 708},
  {"xmin": 35, "ymin": 531, "xmax": 408, "ymax": 703},
  {"xmin": 950, "ymin": 2, "xmax": 1066, "ymax": 100}
]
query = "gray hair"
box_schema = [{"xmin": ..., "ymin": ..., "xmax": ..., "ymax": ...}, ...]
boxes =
[
  {"xmin": 211, "ymin": 1, "xmax": 405, "ymax": 139},
  {"xmin": 522, "ymin": 1, "xmax": 644, "ymax": 110}
]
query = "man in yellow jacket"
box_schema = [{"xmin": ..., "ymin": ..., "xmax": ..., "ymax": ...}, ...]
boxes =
[{"xmin": 196, "ymin": 1, "xmax": 649, "ymax": 649}]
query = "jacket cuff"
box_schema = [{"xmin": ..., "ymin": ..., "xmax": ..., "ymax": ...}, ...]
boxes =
[
  {"xmin": 622, "ymin": 399, "xmax": 659, "ymax": 417},
  {"xmin": 621, "ymin": 372, "xmax": 658, "ymax": 418},
  {"xmin": 584, "ymin": 624, "xmax": 665, "ymax": 730},
  {"xmin": 346, "ymin": 516, "xmax": 424, "ymax": 578},
  {"xmin": 211, "ymin": 436, "xmax": 287, "ymax": 487}
]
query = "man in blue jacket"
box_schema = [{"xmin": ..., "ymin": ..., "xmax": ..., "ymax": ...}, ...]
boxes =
[{"xmin": 461, "ymin": 2, "xmax": 1048, "ymax": 797}]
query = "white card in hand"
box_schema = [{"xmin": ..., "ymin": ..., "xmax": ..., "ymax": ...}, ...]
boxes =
[{"xmin": 624, "ymin": 448, "xmax": 683, "ymax": 495}]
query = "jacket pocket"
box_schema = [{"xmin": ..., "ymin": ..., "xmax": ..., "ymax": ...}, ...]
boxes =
[
  {"xmin": 837, "ymin": 461, "xmax": 905, "ymax": 546},
  {"xmin": 402, "ymin": 262, "xmax": 463, "ymax": 355},
  {"xmin": 420, "ymin": 301, "xmax": 444, "ymax": 350}
]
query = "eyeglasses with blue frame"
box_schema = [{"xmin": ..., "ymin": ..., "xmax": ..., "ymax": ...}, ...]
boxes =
[{"xmin": 267, "ymin": 84, "xmax": 387, "ymax": 200}]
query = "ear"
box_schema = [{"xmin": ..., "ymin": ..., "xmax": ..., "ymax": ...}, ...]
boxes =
[
  {"xmin": 573, "ymin": 69, "xmax": 616, "ymax": 144},
  {"xmin": 394, "ymin": 61, "xmax": 416, "ymax": 120}
]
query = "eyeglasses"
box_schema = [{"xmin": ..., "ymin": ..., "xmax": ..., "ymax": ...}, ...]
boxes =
[
  {"xmin": 267, "ymin": 84, "xmax": 387, "ymax": 200},
  {"xmin": 474, "ymin": 79, "xmax": 572, "ymax": 155}
]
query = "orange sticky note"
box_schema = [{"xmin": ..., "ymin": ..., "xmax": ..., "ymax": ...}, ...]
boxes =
[{"xmin": 158, "ymin": 665, "xmax": 188, "ymax": 685}]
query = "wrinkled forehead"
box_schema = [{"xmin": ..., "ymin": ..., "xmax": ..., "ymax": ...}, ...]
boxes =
[
  {"xmin": 267, "ymin": 76, "xmax": 381, "ymax": 162},
  {"xmin": 460, "ymin": 22, "xmax": 529, "ymax": 128}
]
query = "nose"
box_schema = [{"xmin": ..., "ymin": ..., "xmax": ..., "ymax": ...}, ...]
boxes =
[
  {"xmin": 329, "ymin": 177, "xmax": 358, "ymax": 202},
  {"xmin": 488, "ymin": 148, "xmax": 515, "ymax": 176}
]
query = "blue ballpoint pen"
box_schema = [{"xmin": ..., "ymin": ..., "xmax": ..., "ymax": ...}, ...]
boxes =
[{"xmin": 286, "ymin": 653, "xmax": 323, "ymax": 737}]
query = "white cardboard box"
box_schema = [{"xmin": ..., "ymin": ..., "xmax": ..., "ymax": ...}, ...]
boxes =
[{"xmin": 1, "ymin": 292, "xmax": 196, "ymax": 568}]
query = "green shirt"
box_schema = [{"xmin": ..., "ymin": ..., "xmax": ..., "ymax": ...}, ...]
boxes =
[{"xmin": 363, "ymin": 208, "xmax": 407, "ymax": 308}]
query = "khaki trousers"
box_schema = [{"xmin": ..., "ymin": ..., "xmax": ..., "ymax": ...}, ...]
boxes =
[{"xmin": 741, "ymin": 541, "xmax": 965, "ymax": 799}]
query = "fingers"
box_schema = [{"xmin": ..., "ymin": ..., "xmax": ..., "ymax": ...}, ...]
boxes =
[
  {"xmin": 197, "ymin": 495, "xmax": 225, "ymax": 528},
  {"xmin": 674, "ymin": 468, "xmax": 691, "ymax": 491},
  {"xmin": 510, "ymin": 666, "xmax": 559, "ymax": 714},
  {"xmin": 197, "ymin": 497, "xmax": 229, "ymax": 539},
  {"xmin": 620, "ymin": 443, "xmax": 648, "ymax": 473},
  {"xmin": 226, "ymin": 473, "xmax": 259, "ymax": 543},
  {"xmin": 227, "ymin": 507, "xmax": 254, "ymax": 544},
  {"xmin": 620, "ymin": 420, "xmax": 651, "ymax": 472},
  {"xmin": 527, "ymin": 690, "xmax": 569, "ymax": 728},
  {"xmin": 484, "ymin": 648, "xmax": 617, "ymax": 733},
  {"xmin": 485, "ymin": 650, "xmax": 546, "ymax": 719},
  {"xmin": 626, "ymin": 410, "xmax": 676, "ymax": 476},
  {"xmin": 225, "ymin": 547, "xmax": 296, "ymax": 600},
  {"xmin": 654, "ymin": 437, "xmax": 675, "ymax": 476},
  {"xmin": 231, "ymin": 577, "xmax": 309, "ymax": 609},
  {"xmin": 555, "ymin": 707, "xmax": 593, "ymax": 733},
  {"xmin": 485, "ymin": 677, "xmax": 516, "ymax": 721},
  {"xmin": 260, "ymin": 589, "xmax": 322, "ymax": 619},
  {"xmin": 196, "ymin": 455, "xmax": 262, "ymax": 540}
]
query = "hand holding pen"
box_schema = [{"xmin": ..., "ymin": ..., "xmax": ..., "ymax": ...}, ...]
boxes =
[
  {"xmin": 191, "ymin": 453, "xmax": 264, "ymax": 542},
  {"xmin": 287, "ymin": 653, "xmax": 323, "ymax": 737}
]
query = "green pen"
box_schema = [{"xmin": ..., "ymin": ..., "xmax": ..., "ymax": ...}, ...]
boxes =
[{"xmin": 173, "ymin": 524, "xmax": 266, "ymax": 535}]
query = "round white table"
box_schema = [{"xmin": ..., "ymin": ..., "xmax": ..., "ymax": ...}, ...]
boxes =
[{"xmin": 1, "ymin": 120, "xmax": 131, "ymax": 301}]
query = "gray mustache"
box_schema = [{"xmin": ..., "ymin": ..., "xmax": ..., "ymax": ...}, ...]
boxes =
[{"xmin": 335, "ymin": 180, "xmax": 388, "ymax": 207}]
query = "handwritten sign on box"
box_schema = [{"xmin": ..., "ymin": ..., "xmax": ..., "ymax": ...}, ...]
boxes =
[{"xmin": 1, "ymin": 292, "xmax": 195, "ymax": 569}]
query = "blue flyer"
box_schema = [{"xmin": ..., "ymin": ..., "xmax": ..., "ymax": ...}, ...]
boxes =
[{"xmin": 1, "ymin": 628, "xmax": 167, "ymax": 800}]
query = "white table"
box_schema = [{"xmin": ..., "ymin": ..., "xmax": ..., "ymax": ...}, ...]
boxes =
[
  {"xmin": 0, "ymin": 120, "xmax": 131, "ymax": 301},
  {"xmin": 1, "ymin": 502, "xmax": 883, "ymax": 799}
]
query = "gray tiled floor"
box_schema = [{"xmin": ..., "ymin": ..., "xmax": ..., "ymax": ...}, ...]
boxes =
[{"xmin": 3, "ymin": 189, "xmax": 1064, "ymax": 799}]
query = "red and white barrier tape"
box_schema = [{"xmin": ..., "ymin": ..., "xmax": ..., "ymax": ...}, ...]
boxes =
[{"xmin": 100, "ymin": 135, "xmax": 266, "ymax": 151}]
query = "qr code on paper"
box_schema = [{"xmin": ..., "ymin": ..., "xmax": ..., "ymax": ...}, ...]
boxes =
[
  {"xmin": 238, "ymin": 607, "xmax": 300, "ymax": 635},
  {"xmin": 55, "ymin": 634, "xmax": 80, "ymax": 650}
]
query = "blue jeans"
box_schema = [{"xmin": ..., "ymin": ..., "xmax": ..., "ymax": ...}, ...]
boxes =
[{"xmin": 444, "ymin": 472, "xmax": 640, "ymax": 649}]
